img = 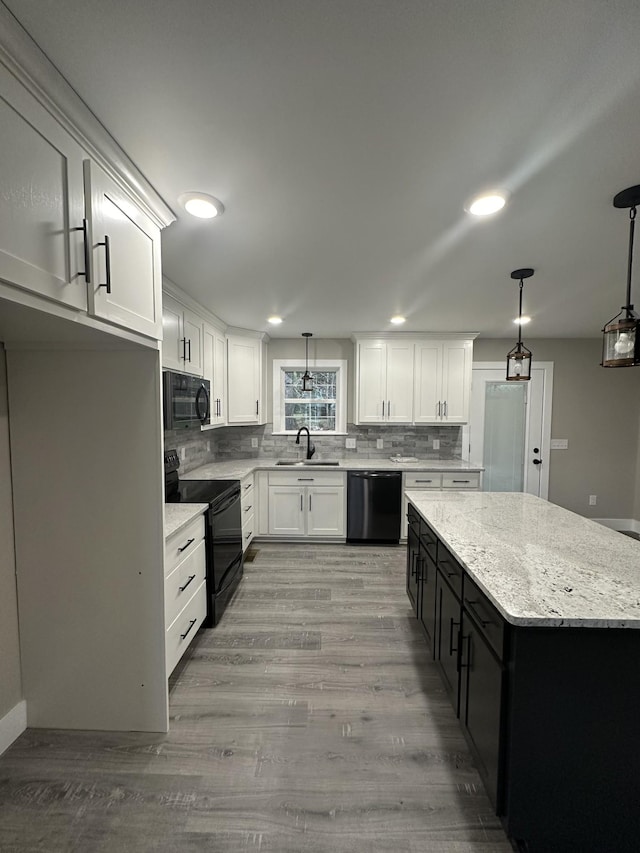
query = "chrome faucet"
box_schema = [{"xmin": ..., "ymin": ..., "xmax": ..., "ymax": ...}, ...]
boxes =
[{"xmin": 295, "ymin": 426, "xmax": 316, "ymax": 460}]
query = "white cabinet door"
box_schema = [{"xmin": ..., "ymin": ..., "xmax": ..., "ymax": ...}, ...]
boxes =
[
  {"xmin": 413, "ymin": 342, "xmax": 442, "ymax": 423},
  {"xmin": 162, "ymin": 295, "xmax": 184, "ymax": 371},
  {"xmin": 307, "ymin": 486, "xmax": 345, "ymax": 536},
  {"xmin": 84, "ymin": 160, "xmax": 162, "ymax": 339},
  {"xmin": 441, "ymin": 340, "xmax": 472, "ymax": 422},
  {"xmin": 385, "ymin": 341, "xmax": 414, "ymax": 423},
  {"xmin": 0, "ymin": 66, "xmax": 87, "ymax": 310},
  {"xmin": 268, "ymin": 487, "xmax": 305, "ymax": 535},
  {"xmin": 212, "ymin": 328, "xmax": 227, "ymax": 425},
  {"xmin": 357, "ymin": 341, "xmax": 386, "ymax": 423},
  {"xmin": 182, "ymin": 310, "xmax": 203, "ymax": 376},
  {"xmin": 227, "ymin": 335, "xmax": 263, "ymax": 424}
]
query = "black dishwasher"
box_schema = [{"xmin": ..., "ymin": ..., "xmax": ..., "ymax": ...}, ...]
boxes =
[{"xmin": 346, "ymin": 471, "xmax": 402, "ymax": 544}]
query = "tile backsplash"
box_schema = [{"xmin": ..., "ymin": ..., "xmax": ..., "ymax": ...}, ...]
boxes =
[{"xmin": 165, "ymin": 422, "xmax": 462, "ymax": 474}]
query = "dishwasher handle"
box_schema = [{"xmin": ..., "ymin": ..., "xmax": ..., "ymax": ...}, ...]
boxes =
[{"xmin": 348, "ymin": 471, "xmax": 402, "ymax": 479}]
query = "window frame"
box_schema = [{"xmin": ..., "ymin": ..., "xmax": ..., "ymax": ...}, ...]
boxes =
[{"xmin": 272, "ymin": 358, "xmax": 348, "ymax": 435}]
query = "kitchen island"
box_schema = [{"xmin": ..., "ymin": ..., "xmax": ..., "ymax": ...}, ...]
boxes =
[{"xmin": 405, "ymin": 490, "xmax": 640, "ymax": 853}]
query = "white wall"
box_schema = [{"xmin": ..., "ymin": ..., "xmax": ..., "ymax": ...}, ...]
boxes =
[{"xmin": 0, "ymin": 345, "xmax": 23, "ymax": 721}]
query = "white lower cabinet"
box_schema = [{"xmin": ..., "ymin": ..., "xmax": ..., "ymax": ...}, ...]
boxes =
[
  {"xmin": 267, "ymin": 471, "xmax": 346, "ymax": 538},
  {"xmin": 164, "ymin": 513, "xmax": 207, "ymax": 676},
  {"xmin": 241, "ymin": 473, "xmax": 256, "ymax": 550},
  {"xmin": 401, "ymin": 470, "xmax": 481, "ymax": 538}
]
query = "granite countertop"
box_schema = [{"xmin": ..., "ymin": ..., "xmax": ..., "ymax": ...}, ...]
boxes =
[
  {"xmin": 182, "ymin": 457, "xmax": 483, "ymax": 481},
  {"xmin": 405, "ymin": 490, "xmax": 640, "ymax": 629},
  {"xmin": 164, "ymin": 503, "xmax": 208, "ymax": 540}
]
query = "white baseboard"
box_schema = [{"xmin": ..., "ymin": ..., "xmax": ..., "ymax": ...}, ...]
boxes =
[
  {"xmin": 592, "ymin": 518, "xmax": 640, "ymax": 533},
  {"xmin": 0, "ymin": 700, "xmax": 27, "ymax": 756}
]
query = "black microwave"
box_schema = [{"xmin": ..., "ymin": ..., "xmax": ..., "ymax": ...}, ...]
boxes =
[{"xmin": 163, "ymin": 371, "xmax": 210, "ymax": 430}]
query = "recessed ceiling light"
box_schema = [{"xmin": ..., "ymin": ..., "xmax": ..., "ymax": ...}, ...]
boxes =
[
  {"xmin": 390, "ymin": 315, "xmax": 406, "ymax": 325},
  {"xmin": 178, "ymin": 192, "xmax": 224, "ymax": 219},
  {"xmin": 513, "ymin": 316, "xmax": 531, "ymax": 325},
  {"xmin": 268, "ymin": 316, "xmax": 283, "ymax": 325},
  {"xmin": 466, "ymin": 191, "xmax": 508, "ymax": 216}
]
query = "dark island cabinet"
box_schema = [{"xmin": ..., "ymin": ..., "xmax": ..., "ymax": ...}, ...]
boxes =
[
  {"xmin": 406, "ymin": 507, "xmax": 420, "ymax": 613},
  {"xmin": 434, "ymin": 568, "xmax": 461, "ymax": 714}
]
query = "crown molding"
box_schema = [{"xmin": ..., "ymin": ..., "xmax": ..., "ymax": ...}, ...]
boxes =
[
  {"xmin": 0, "ymin": 4, "xmax": 175, "ymax": 229},
  {"xmin": 350, "ymin": 331, "xmax": 480, "ymax": 342}
]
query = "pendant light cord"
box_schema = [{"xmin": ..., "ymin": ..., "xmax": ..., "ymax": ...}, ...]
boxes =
[
  {"xmin": 626, "ymin": 205, "xmax": 636, "ymax": 313},
  {"xmin": 518, "ymin": 278, "xmax": 524, "ymax": 347}
]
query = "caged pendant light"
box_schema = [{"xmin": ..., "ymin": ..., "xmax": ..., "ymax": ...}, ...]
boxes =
[
  {"xmin": 506, "ymin": 268, "xmax": 534, "ymax": 381},
  {"xmin": 601, "ymin": 185, "xmax": 640, "ymax": 368},
  {"xmin": 301, "ymin": 332, "xmax": 313, "ymax": 391}
]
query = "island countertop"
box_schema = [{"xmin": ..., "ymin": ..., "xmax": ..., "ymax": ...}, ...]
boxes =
[{"xmin": 405, "ymin": 490, "xmax": 640, "ymax": 628}]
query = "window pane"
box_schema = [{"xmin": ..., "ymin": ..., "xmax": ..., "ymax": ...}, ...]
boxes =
[{"xmin": 285, "ymin": 400, "xmax": 336, "ymax": 431}]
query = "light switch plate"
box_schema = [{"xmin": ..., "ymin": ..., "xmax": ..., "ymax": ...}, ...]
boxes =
[
  {"xmin": 251, "ymin": 437, "xmax": 258, "ymax": 448},
  {"xmin": 345, "ymin": 438, "xmax": 356, "ymax": 449},
  {"xmin": 376, "ymin": 438, "xmax": 384, "ymax": 449},
  {"xmin": 551, "ymin": 438, "xmax": 568, "ymax": 450},
  {"xmin": 432, "ymin": 439, "xmax": 440, "ymax": 450}
]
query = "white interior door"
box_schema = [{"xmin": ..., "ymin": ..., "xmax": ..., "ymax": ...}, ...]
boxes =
[{"xmin": 468, "ymin": 363, "xmax": 553, "ymax": 498}]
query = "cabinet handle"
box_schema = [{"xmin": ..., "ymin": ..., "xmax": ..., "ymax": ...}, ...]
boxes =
[
  {"xmin": 181, "ymin": 337, "xmax": 188, "ymax": 361},
  {"xmin": 387, "ymin": 400, "xmax": 390, "ymax": 418},
  {"xmin": 180, "ymin": 618, "xmax": 197, "ymax": 640},
  {"xmin": 244, "ymin": 483, "xmax": 252, "ymax": 491},
  {"xmin": 458, "ymin": 634, "xmax": 471, "ymax": 671},
  {"xmin": 297, "ymin": 477, "xmax": 314, "ymax": 481},
  {"xmin": 452, "ymin": 479, "xmax": 470, "ymax": 484},
  {"xmin": 72, "ymin": 219, "xmax": 91, "ymax": 284},
  {"xmin": 443, "ymin": 400, "xmax": 448, "ymax": 417},
  {"xmin": 217, "ymin": 398, "xmax": 221, "ymax": 417},
  {"xmin": 415, "ymin": 479, "xmax": 433, "ymax": 484},
  {"xmin": 244, "ymin": 505, "xmax": 252, "ymax": 512},
  {"xmin": 437, "ymin": 401, "xmax": 441, "ymax": 417},
  {"xmin": 410, "ymin": 553, "xmax": 418, "ymax": 579},
  {"xmin": 187, "ymin": 339, "xmax": 192, "ymax": 362},
  {"xmin": 178, "ymin": 574, "xmax": 196, "ymax": 592},
  {"xmin": 300, "ymin": 494, "xmax": 303, "ymax": 511},
  {"xmin": 256, "ymin": 400, "xmax": 259, "ymax": 416},
  {"xmin": 449, "ymin": 617, "xmax": 460, "ymax": 656},
  {"xmin": 245, "ymin": 531, "xmax": 252, "ymax": 541},
  {"xmin": 309, "ymin": 494, "xmax": 312, "ymax": 511},
  {"xmin": 466, "ymin": 600, "xmax": 491, "ymax": 628},
  {"xmin": 418, "ymin": 556, "xmax": 426, "ymax": 583},
  {"xmin": 96, "ymin": 234, "xmax": 111, "ymax": 293},
  {"xmin": 177, "ymin": 537, "xmax": 195, "ymax": 553}
]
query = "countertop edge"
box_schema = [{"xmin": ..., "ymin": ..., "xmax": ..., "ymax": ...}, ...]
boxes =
[{"xmin": 164, "ymin": 503, "xmax": 208, "ymax": 541}]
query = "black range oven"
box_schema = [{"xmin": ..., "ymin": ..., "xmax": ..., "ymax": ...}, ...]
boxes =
[{"xmin": 165, "ymin": 451, "xmax": 243, "ymax": 626}]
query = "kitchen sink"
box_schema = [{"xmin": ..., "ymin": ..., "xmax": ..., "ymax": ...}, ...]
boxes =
[{"xmin": 275, "ymin": 459, "xmax": 340, "ymax": 466}]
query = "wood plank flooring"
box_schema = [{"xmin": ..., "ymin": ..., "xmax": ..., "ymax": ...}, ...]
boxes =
[{"xmin": 0, "ymin": 543, "xmax": 514, "ymax": 852}]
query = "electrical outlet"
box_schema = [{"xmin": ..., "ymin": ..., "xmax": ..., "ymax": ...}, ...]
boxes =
[
  {"xmin": 589, "ymin": 495, "xmax": 597, "ymax": 506},
  {"xmin": 376, "ymin": 438, "xmax": 384, "ymax": 449},
  {"xmin": 433, "ymin": 439, "xmax": 440, "ymax": 450},
  {"xmin": 345, "ymin": 438, "xmax": 356, "ymax": 449},
  {"xmin": 179, "ymin": 447, "xmax": 186, "ymax": 461},
  {"xmin": 251, "ymin": 437, "xmax": 258, "ymax": 448}
]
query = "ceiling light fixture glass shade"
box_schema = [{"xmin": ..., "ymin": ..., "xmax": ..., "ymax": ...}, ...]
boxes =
[
  {"xmin": 268, "ymin": 316, "xmax": 283, "ymax": 325},
  {"xmin": 301, "ymin": 332, "xmax": 313, "ymax": 391},
  {"xmin": 178, "ymin": 192, "xmax": 224, "ymax": 219},
  {"xmin": 602, "ymin": 185, "xmax": 640, "ymax": 368},
  {"xmin": 390, "ymin": 315, "xmax": 406, "ymax": 325},
  {"xmin": 466, "ymin": 191, "xmax": 508, "ymax": 216},
  {"xmin": 506, "ymin": 268, "xmax": 534, "ymax": 381}
]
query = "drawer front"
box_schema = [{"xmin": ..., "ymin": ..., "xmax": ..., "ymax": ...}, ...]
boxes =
[
  {"xmin": 242, "ymin": 512, "xmax": 255, "ymax": 550},
  {"xmin": 437, "ymin": 544, "xmax": 464, "ymax": 599},
  {"xmin": 442, "ymin": 473, "xmax": 480, "ymax": 489},
  {"xmin": 418, "ymin": 519, "xmax": 438, "ymax": 561},
  {"xmin": 405, "ymin": 472, "xmax": 443, "ymax": 489},
  {"xmin": 241, "ymin": 474, "xmax": 254, "ymax": 509},
  {"xmin": 165, "ymin": 538, "xmax": 206, "ymax": 628},
  {"xmin": 268, "ymin": 470, "xmax": 345, "ymax": 487},
  {"xmin": 166, "ymin": 579, "xmax": 207, "ymax": 676},
  {"xmin": 165, "ymin": 514, "xmax": 205, "ymax": 577},
  {"xmin": 464, "ymin": 576, "xmax": 505, "ymax": 660}
]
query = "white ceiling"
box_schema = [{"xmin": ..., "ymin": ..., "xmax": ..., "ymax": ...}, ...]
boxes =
[{"xmin": 6, "ymin": 0, "xmax": 640, "ymax": 339}]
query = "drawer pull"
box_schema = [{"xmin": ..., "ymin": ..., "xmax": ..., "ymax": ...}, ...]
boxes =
[
  {"xmin": 244, "ymin": 483, "xmax": 252, "ymax": 490},
  {"xmin": 415, "ymin": 479, "xmax": 433, "ymax": 483},
  {"xmin": 244, "ymin": 505, "xmax": 252, "ymax": 512},
  {"xmin": 466, "ymin": 600, "xmax": 491, "ymax": 628},
  {"xmin": 452, "ymin": 479, "xmax": 471, "ymax": 483},
  {"xmin": 245, "ymin": 531, "xmax": 253, "ymax": 541},
  {"xmin": 178, "ymin": 574, "xmax": 196, "ymax": 592},
  {"xmin": 297, "ymin": 477, "xmax": 314, "ymax": 481},
  {"xmin": 177, "ymin": 538, "xmax": 195, "ymax": 553},
  {"xmin": 180, "ymin": 619, "xmax": 197, "ymax": 640}
]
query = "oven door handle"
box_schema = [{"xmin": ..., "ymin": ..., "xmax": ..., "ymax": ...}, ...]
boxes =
[
  {"xmin": 211, "ymin": 491, "xmax": 240, "ymax": 516},
  {"xmin": 214, "ymin": 553, "xmax": 243, "ymax": 597},
  {"xmin": 195, "ymin": 382, "xmax": 210, "ymax": 424}
]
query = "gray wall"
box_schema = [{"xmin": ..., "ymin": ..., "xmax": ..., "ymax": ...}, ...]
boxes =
[
  {"xmin": 473, "ymin": 338, "xmax": 640, "ymax": 519},
  {"xmin": 0, "ymin": 345, "xmax": 23, "ymax": 720}
]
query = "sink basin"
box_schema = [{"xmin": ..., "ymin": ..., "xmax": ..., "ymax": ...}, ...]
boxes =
[
  {"xmin": 275, "ymin": 460, "xmax": 304, "ymax": 465},
  {"xmin": 303, "ymin": 460, "xmax": 340, "ymax": 466}
]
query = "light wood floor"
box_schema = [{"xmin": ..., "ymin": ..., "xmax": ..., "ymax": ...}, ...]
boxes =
[{"xmin": 0, "ymin": 543, "xmax": 514, "ymax": 852}]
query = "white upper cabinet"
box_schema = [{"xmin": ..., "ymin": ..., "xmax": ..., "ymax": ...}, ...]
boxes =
[
  {"xmin": 414, "ymin": 338, "xmax": 473, "ymax": 424},
  {"xmin": 0, "ymin": 65, "xmax": 87, "ymax": 311},
  {"xmin": 356, "ymin": 339, "xmax": 414, "ymax": 423},
  {"xmin": 227, "ymin": 334, "xmax": 266, "ymax": 425},
  {"xmin": 84, "ymin": 160, "xmax": 162, "ymax": 339},
  {"xmin": 203, "ymin": 322, "xmax": 227, "ymax": 425},
  {"xmin": 161, "ymin": 293, "xmax": 203, "ymax": 376}
]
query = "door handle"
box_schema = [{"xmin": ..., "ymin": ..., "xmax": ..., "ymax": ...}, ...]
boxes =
[
  {"xmin": 96, "ymin": 234, "xmax": 111, "ymax": 293},
  {"xmin": 533, "ymin": 459, "xmax": 542, "ymax": 465},
  {"xmin": 443, "ymin": 400, "xmax": 448, "ymax": 417},
  {"xmin": 437, "ymin": 401, "xmax": 441, "ymax": 418},
  {"xmin": 72, "ymin": 219, "xmax": 91, "ymax": 284}
]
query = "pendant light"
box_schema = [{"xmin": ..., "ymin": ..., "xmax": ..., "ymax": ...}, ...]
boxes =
[
  {"xmin": 301, "ymin": 332, "xmax": 313, "ymax": 391},
  {"xmin": 506, "ymin": 268, "xmax": 534, "ymax": 381},
  {"xmin": 601, "ymin": 185, "xmax": 640, "ymax": 368}
]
